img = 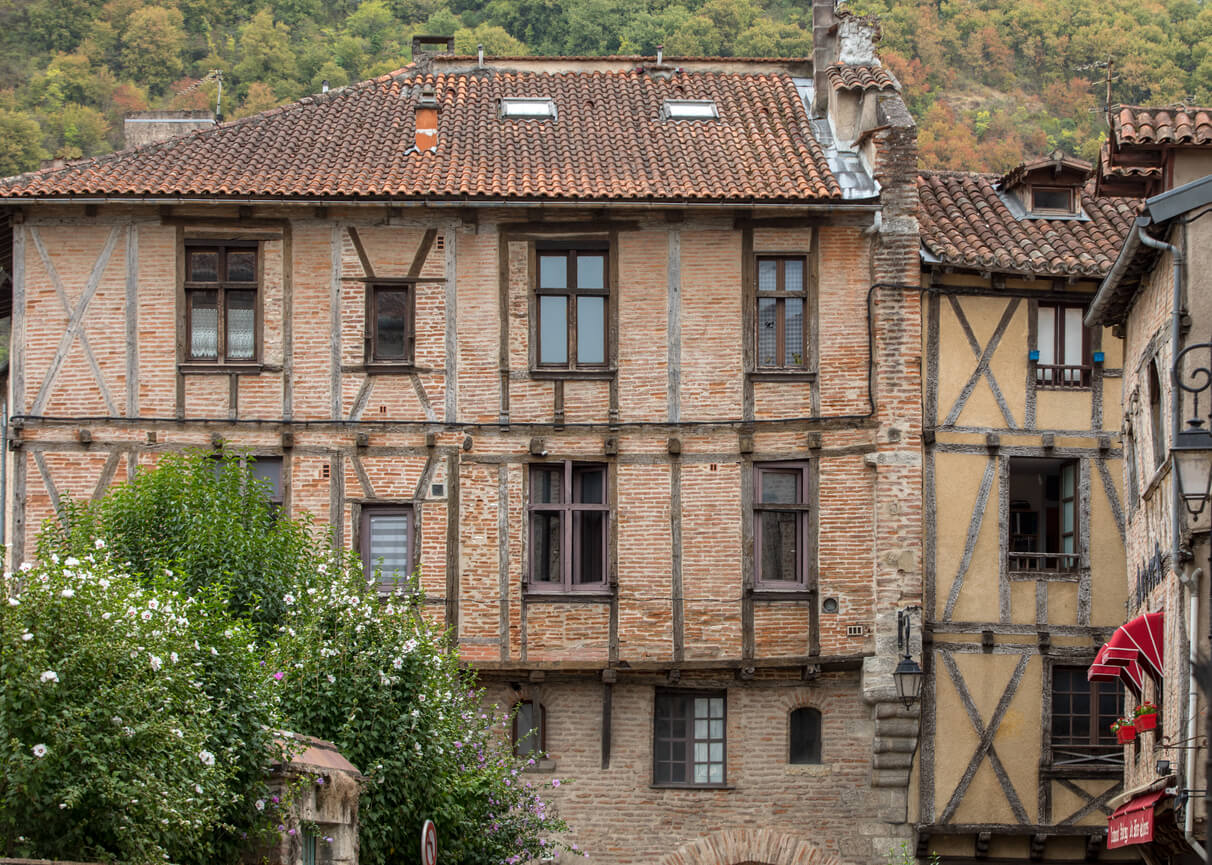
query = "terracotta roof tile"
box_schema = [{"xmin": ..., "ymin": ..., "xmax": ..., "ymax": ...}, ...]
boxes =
[
  {"xmin": 1112, "ymin": 105, "xmax": 1212, "ymax": 146},
  {"xmin": 917, "ymin": 171, "xmax": 1139, "ymax": 278},
  {"xmin": 0, "ymin": 66, "xmax": 843, "ymax": 203},
  {"xmin": 826, "ymin": 64, "xmax": 898, "ymax": 92}
]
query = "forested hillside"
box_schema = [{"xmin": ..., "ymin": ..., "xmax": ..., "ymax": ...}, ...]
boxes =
[{"xmin": 0, "ymin": 0, "xmax": 1208, "ymax": 177}]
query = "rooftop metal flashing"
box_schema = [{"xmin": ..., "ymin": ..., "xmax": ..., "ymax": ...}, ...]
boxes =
[{"xmin": 795, "ymin": 78, "xmax": 879, "ymax": 201}]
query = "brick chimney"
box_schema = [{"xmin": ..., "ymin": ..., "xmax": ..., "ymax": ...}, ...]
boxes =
[
  {"xmin": 812, "ymin": 0, "xmax": 837, "ymax": 115},
  {"xmin": 414, "ymin": 85, "xmax": 439, "ymax": 152}
]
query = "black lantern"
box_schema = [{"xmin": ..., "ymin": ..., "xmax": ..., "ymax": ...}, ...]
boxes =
[
  {"xmin": 893, "ymin": 608, "xmax": 924, "ymax": 709},
  {"xmin": 1173, "ymin": 419, "xmax": 1212, "ymax": 517}
]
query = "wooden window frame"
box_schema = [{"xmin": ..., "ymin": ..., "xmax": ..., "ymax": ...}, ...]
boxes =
[
  {"xmin": 653, "ymin": 689, "xmax": 727, "ymax": 788},
  {"xmin": 1047, "ymin": 664, "xmax": 1123, "ymax": 771},
  {"xmin": 788, "ymin": 706, "xmax": 822, "ymax": 764},
  {"xmin": 365, "ymin": 282, "xmax": 416, "ymax": 366},
  {"xmin": 1008, "ymin": 458, "xmax": 1080, "ymax": 574},
  {"xmin": 526, "ymin": 461, "xmax": 610, "ymax": 594},
  {"xmin": 1035, "ymin": 302, "xmax": 1091, "ymax": 388},
  {"xmin": 755, "ymin": 254, "xmax": 814, "ymax": 371},
  {"xmin": 533, "ymin": 245, "xmax": 610, "ymax": 371},
  {"xmin": 512, "ymin": 700, "xmax": 547, "ymax": 757},
  {"xmin": 1030, "ymin": 185, "xmax": 1077, "ymax": 216},
  {"xmin": 183, "ymin": 240, "xmax": 261, "ymax": 365},
  {"xmin": 753, "ymin": 461, "xmax": 817, "ymax": 591},
  {"xmin": 358, "ymin": 503, "xmax": 415, "ymax": 587}
]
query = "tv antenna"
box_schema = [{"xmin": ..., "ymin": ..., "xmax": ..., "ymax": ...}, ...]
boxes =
[{"xmin": 178, "ymin": 69, "xmax": 224, "ymax": 121}]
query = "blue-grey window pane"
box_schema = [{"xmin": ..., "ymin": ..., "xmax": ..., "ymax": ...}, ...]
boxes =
[
  {"xmin": 577, "ymin": 296, "xmax": 605, "ymax": 363},
  {"xmin": 375, "ymin": 289, "xmax": 409, "ymax": 359},
  {"xmin": 189, "ymin": 251, "xmax": 218, "ymax": 282},
  {"xmin": 532, "ymin": 511, "xmax": 561, "ymax": 582},
  {"xmin": 369, "ymin": 513, "xmax": 410, "ymax": 581},
  {"xmin": 226, "ymin": 291, "xmax": 255, "ymax": 360},
  {"xmin": 575, "ymin": 467, "xmax": 604, "ymax": 503},
  {"xmin": 758, "ymin": 297, "xmax": 777, "ymax": 366},
  {"xmin": 227, "ymin": 250, "xmax": 256, "ymax": 282},
  {"xmin": 250, "ymin": 457, "xmax": 282, "ymax": 500},
  {"xmin": 784, "ymin": 259, "xmax": 803, "ymax": 292},
  {"xmin": 540, "ymin": 255, "xmax": 567, "ymax": 289},
  {"xmin": 758, "ymin": 259, "xmax": 777, "ymax": 292},
  {"xmin": 760, "ymin": 470, "xmax": 800, "ymax": 504},
  {"xmin": 539, "ymin": 295, "xmax": 567, "ymax": 363},
  {"xmin": 785, "ymin": 298, "xmax": 804, "ymax": 366},
  {"xmin": 577, "ymin": 254, "xmax": 605, "ymax": 289},
  {"xmin": 533, "ymin": 467, "xmax": 563, "ymax": 503},
  {"xmin": 190, "ymin": 292, "xmax": 218, "ymax": 359}
]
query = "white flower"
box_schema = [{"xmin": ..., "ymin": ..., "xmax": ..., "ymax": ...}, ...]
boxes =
[
  {"xmin": 149, "ymin": 656, "xmax": 162, "ymax": 671},
  {"xmin": 40, "ymin": 670, "xmax": 59, "ymax": 684},
  {"xmin": 19, "ymin": 562, "xmax": 32, "ymax": 571},
  {"xmin": 255, "ymin": 799, "xmax": 265, "ymax": 811},
  {"xmin": 171, "ymin": 728, "xmax": 184, "ymax": 739},
  {"xmin": 198, "ymin": 750, "xmax": 215, "ymax": 766},
  {"xmin": 32, "ymin": 744, "xmax": 48, "ymax": 758},
  {"xmin": 98, "ymin": 579, "xmax": 110, "ymax": 589},
  {"xmin": 60, "ymin": 588, "xmax": 75, "ymax": 598},
  {"xmin": 327, "ymin": 674, "xmax": 336, "ymax": 684},
  {"xmin": 148, "ymin": 598, "xmax": 159, "ymax": 610},
  {"xmin": 111, "ymin": 716, "xmax": 123, "ymax": 725},
  {"xmin": 194, "ymin": 784, "xmax": 203, "ymax": 795},
  {"xmin": 64, "ymin": 557, "xmax": 79, "ymax": 567},
  {"xmin": 283, "ymin": 594, "xmax": 295, "ymax": 605},
  {"xmin": 21, "ymin": 631, "xmax": 33, "ymax": 642},
  {"xmin": 141, "ymin": 610, "xmax": 153, "ymax": 621},
  {"xmin": 170, "ymin": 652, "xmax": 179, "ymax": 664},
  {"xmin": 101, "ymin": 611, "xmax": 112, "ymax": 620},
  {"xmin": 7, "ymin": 598, "xmax": 18, "ymax": 607},
  {"xmin": 392, "ymin": 657, "xmax": 403, "ymax": 670},
  {"xmin": 94, "ymin": 538, "xmax": 105, "ymax": 549}
]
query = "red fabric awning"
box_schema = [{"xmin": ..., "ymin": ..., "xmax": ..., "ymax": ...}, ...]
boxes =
[
  {"xmin": 1107, "ymin": 789, "xmax": 1167, "ymax": 848},
  {"xmin": 1089, "ymin": 612, "xmax": 1163, "ymax": 695}
]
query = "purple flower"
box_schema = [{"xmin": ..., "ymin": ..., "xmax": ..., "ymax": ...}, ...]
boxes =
[
  {"xmin": 552, "ymin": 779, "xmax": 561, "ymax": 787},
  {"xmin": 273, "ymin": 672, "xmax": 285, "ymax": 681},
  {"xmin": 288, "ymin": 828, "xmax": 296, "ymax": 837},
  {"xmin": 315, "ymin": 776, "xmax": 325, "ymax": 785}
]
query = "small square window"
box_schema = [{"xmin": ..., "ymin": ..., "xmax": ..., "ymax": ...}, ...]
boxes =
[
  {"xmin": 1031, "ymin": 186, "xmax": 1076, "ymax": 215},
  {"xmin": 654, "ymin": 690, "xmax": 726, "ymax": 786},
  {"xmin": 360, "ymin": 505, "xmax": 413, "ymax": 587}
]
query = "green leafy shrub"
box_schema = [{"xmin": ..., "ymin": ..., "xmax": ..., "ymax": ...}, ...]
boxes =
[{"xmin": 0, "ymin": 550, "xmax": 282, "ymax": 864}]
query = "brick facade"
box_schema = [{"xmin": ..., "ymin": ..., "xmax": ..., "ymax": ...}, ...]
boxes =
[{"xmin": 1, "ymin": 36, "xmax": 923, "ymax": 865}]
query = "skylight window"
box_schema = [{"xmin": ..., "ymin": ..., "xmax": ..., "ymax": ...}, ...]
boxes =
[
  {"xmin": 500, "ymin": 97, "xmax": 557, "ymax": 119},
  {"xmin": 661, "ymin": 99, "xmax": 719, "ymax": 120}
]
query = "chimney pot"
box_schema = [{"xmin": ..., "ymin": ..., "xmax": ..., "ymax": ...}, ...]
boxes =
[
  {"xmin": 656, "ymin": 44, "xmax": 664, "ymax": 65},
  {"xmin": 415, "ymin": 84, "xmax": 439, "ymax": 151}
]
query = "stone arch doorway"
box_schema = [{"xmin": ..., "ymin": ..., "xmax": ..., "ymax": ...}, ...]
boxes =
[{"xmin": 659, "ymin": 829, "xmax": 844, "ymax": 865}]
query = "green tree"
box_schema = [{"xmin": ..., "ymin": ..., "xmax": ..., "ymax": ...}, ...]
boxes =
[
  {"xmin": 454, "ymin": 23, "xmax": 528, "ymax": 54},
  {"xmin": 0, "ymin": 110, "xmax": 48, "ymax": 177},
  {"xmin": 119, "ymin": 6, "xmax": 186, "ymax": 93},
  {"xmin": 233, "ymin": 9, "xmax": 298, "ymax": 99}
]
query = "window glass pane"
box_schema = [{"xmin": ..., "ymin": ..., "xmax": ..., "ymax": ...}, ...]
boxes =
[
  {"xmin": 190, "ymin": 291, "xmax": 218, "ymax": 359},
  {"xmin": 515, "ymin": 702, "xmax": 539, "ymax": 755},
  {"xmin": 189, "ymin": 251, "xmax": 218, "ymax": 282},
  {"xmin": 760, "ymin": 470, "xmax": 800, "ymax": 504},
  {"xmin": 710, "ymin": 719, "xmax": 723, "ymax": 738},
  {"xmin": 695, "ymin": 719, "xmax": 708, "ymax": 738},
  {"xmin": 760, "ymin": 511, "xmax": 799, "ymax": 582},
  {"xmin": 708, "ymin": 764, "xmax": 723, "ymax": 784},
  {"xmin": 250, "ymin": 457, "xmax": 282, "ymax": 502},
  {"xmin": 757, "ymin": 259, "xmax": 777, "ymax": 292},
  {"xmin": 227, "ymin": 250, "xmax": 257, "ymax": 282},
  {"xmin": 1063, "ymin": 307, "xmax": 1084, "ymax": 366},
  {"xmin": 784, "ymin": 298, "xmax": 804, "ymax": 366},
  {"xmin": 577, "ymin": 296, "xmax": 605, "ymax": 364},
  {"xmin": 694, "ymin": 743, "xmax": 708, "ymax": 763},
  {"xmin": 539, "ymin": 295, "xmax": 568, "ymax": 364},
  {"xmin": 539, "ymin": 255, "xmax": 567, "ymax": 289},
  {"xmin": 531, "ymin": 512, "xmax": 561, "ymax": 583},
  {"xmin": 533, "ymin": 467, "xmax": 563, "ymax": 504},
  {"xmin": 574, "ymin": 467, "xmax": 605, "ymax": 504},
  {"xmin": 709, "ymin": 698, "xmax": 723, "ymax": 717},
  {"xmin": 693, "ymin": 763, "xmax": 708, "ymax": 784},
  {"xmin": 757, "ymin": 297, "xmax": 778, "ymax": 366},
  {"xmin": 375, "ymin": 288, "xmax": 409, "ymax": 360},
  {"xmin": 368, "ymin": 512, "xmax": 410, "ymax": 581},
  {"xmin": 1037, "ymin": 306, "xmax": 1056, "ymax": 366},
  {"xmin": 784, "ymin": 259, "xmax": 804, "ymax": 292},
  {"xmin": 572, "ymin": 510, "xmax": 604, "ymax": 585},
  {"xmin": 694, "ymin": 698, "xmax": 708, "ymax": 718},
  {"xmin": 709, "ymin": 743, "xmax": 723, "ymax": 762},
  {"xmin": 226, "ymin": 291, "xmax": 256, "ymax": 360},
  {"xmin": 576, "ymin": 254, "xmax": 605, "ymax": 289},
  {"xmin": 1034, "ymin": 187, "xmax": 1071, "ymax": 211}
]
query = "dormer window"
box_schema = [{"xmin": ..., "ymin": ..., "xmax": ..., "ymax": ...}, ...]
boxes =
[
  {"xmin": 500, "ymin": 97, "xmax": 557, "ymax": 119},
  {"xmin": 1031, "ymin": 185, "xmax": 1076, "ymax": 216},
  {"xmin": 661, "ymin": 99, "xmax": 718, "ymax": 120}
]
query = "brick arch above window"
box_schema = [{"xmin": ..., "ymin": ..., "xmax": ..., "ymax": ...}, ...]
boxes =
[{"xmin": 658, "ymin": 828, "xmax": 842, "ymax": 865}]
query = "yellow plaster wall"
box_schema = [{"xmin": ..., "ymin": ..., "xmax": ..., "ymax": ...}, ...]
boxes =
[{"xmin": 933, "ymin": 451, "xmax": 999, "ymax": 621}]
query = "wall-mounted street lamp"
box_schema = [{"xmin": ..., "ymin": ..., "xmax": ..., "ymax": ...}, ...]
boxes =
[
  {"xmin": 1173, "ymin": 342, "xmax": 1212, "ymax": 516},
  {"xmin": 893, "ymin": 607, "xmax": 924, "ymax": 709}
]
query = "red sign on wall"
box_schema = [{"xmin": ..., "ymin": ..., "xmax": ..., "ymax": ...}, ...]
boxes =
[{"xmin": 1107, "ymin": 790, "xmax": 1165, "ymax": 849}]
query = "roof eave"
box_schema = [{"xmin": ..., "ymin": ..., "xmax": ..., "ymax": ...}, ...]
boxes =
[{"xmin": 1086, "ymin": 216, "xmax": 1150, "ymax": 328}]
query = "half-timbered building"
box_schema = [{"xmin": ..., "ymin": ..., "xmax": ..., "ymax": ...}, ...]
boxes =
[
  {"xmin": 0, "ymin": 6, "xmax": 927, "ymax": 864},
  {"xmin": 914, "ymin": 155, "xmax": 1139, "ymax": 864},
  {"xmin": 1084, "ymin": 105, "xmax": 1212, "ymax": 865}
]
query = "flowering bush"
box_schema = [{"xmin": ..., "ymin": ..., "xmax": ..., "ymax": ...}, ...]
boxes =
[
  {"xmin": 272, "ymin": 573, "xmax": 576, "ymax": 865},
  {"xmin": 24, "ymin": 450, "xmax": 576, "ymax": 865},
  {"xmin": 0, "ymin": 550, "xmax": 282, "ymax": 864}
]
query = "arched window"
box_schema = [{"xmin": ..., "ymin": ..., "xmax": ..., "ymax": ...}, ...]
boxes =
[
  {"xmin": 513, "ymin": 700, "xmax": 546, "ymax": 757},
  {"xmin": 1149, "ymin": 360, "xmax": 1167, "ymax": 470},
  {"xmin": 789, "ymin": 707, "xmax": 821, "ymax": 764}
]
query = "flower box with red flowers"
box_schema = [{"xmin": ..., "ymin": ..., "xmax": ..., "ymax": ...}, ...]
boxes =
[
  {"xmin": 1134, "ymin": 701, "xmax": 1159, "ymax": 731},
  {"xmin": 1111, "ymin": 719, "xmax": 1137, "ymax": 743}
]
